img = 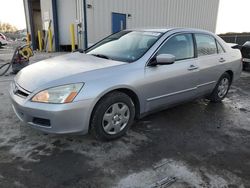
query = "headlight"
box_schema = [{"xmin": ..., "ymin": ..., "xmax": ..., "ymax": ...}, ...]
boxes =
[{"xmin": 31, "ymin": 83, "xmax": 84, "ymax": 104}]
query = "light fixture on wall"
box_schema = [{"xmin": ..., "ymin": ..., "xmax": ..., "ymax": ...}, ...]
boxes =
[
  {"xmin": 87, "ymin": 4, "xmax": 92, "ymax": 9},
  {"xmin": 128, "ymin": 14, "xmax": 132, "ymax": 19}
]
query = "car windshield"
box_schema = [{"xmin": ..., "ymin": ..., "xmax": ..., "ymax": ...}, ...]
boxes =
[{"xmin": 86, "ymin": 31, "xmax": 163, "ymax": 62}]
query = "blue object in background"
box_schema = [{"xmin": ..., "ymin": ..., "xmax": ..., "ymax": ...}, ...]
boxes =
[{"xmin": 112, "ymin": 13, "xmax": 126, "ymax": 33}]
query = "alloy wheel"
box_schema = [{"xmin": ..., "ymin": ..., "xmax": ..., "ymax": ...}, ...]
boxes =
[
  {"xmin": 102, "ymin": 102, "xmax": 130, "ymax": 135},
  {"xmin": 218, "ymin": 78, "xmax": 229, "ymax": 98}
]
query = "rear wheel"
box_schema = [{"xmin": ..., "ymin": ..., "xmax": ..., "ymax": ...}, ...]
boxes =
[
  {"xmin": 209, "ymin": 72, "xmax": 231, "ymax": 103},
  {"xmin": 90, "ymin": 91, "xmax": 135, "ymax": 141}
]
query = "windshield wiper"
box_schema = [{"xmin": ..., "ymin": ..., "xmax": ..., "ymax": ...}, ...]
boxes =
[
  {"xmin": 91, "ymin": 54, "xmax": 112, "ymax": 60},
  {"xmin": 73, "ymin": 49, "xmax": 85, "ymax": 53}
]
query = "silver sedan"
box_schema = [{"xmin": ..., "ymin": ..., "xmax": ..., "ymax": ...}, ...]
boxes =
[{"xmin": 10, "ymin": 28, "xmax": 242, "ymax": 140}]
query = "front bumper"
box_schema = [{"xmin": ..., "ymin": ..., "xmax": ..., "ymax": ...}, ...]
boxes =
[{"xmin": 9, "ymin": 83, "xmax": 94, "ymax": 134}]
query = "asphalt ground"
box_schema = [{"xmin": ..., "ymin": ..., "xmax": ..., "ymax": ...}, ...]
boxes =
[{"xmin": 0, "ymin": 44, "xmax": 250, "ymax": 187}]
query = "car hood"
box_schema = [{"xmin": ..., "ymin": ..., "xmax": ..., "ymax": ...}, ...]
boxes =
[{"xmin": 15, "ymin": 53, "xmax": 125, "ymax": 92}]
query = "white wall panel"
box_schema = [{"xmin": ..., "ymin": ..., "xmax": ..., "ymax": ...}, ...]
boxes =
[{"xmin": 87, "ymin": 0, "xmax": 220, "ymax": 43}]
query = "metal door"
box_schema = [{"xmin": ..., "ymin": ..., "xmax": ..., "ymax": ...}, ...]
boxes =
[{"xmin": 112, "ymin": 13, "xmax": 126, "ymax": 33}]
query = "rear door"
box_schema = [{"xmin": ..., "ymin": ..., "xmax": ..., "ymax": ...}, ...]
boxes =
[
  {"xmin": 194, "ymin": 34, "xmax": 227, "ymax": 96},
  {"xmin": 144, "ymin": 33, "xmax": 199, "ymax": 112}
]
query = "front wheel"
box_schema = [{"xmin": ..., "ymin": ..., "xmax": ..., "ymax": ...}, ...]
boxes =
[
  {"xmin": 208, "ymin": 72, "xmax": 231, "ymax": 103},
  {"xmin": 90, "ymin": 92, "xmax": 135, "ymax": 141}
]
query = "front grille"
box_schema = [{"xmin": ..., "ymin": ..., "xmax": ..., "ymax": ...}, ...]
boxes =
[
  {"xmin": 16, "ymin": 89, "xmax": 29, "ymax": 97},
  {"xmin": 33, "ymin": 117, "xmax": 51, "ymax": 127},
  {"xmin": 13, "ymin": 83, "xmax": 31, "ymax": 98}
]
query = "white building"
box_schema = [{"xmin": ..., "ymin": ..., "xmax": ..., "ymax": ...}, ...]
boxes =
[{"xmin": 23, "ymin": 0, "xmax": 220, "ymax": 51}]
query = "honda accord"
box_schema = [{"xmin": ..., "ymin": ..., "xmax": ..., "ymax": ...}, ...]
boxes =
[{"xmin": 10, "ymin": 28, "xmax": 242, "ymax": 140}]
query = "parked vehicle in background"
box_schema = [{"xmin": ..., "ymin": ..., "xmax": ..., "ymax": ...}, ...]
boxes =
[
  {"xmin": 22, "ymin": 37, "xmax": 27, "ymax": 42},
  {"xmin": 19, "ymin": 30, "xmax": 27, "ymax": 42},
  {"xmin": 0, "ymin": 33, "xmax": 8, "ymax": 47},
  {"xmin": 241, "ymin": 41, "xmax": 250, "ymax": 70},
  {"xmin": 10, "ymin": 28, "xmax": 242, "ymax": 140}
]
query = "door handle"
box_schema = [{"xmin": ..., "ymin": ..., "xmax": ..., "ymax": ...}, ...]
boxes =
[
  {"xmin": 188, "ymin": 64, "xmax": 199, "ymax": 71},
  {"xmin": 219, "ymin": 58, "xmax": 226, "ymax": 63}
]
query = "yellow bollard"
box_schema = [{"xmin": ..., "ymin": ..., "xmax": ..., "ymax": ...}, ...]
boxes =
[
  {"xmin": 70, "ymin": 24, "xmax": 75, "ymax": 51},
  {"xmin": 37, "ymin": 30, "xmax": 42, "ymax": 51},
  {"xmin": 26, "ymin": 33, "xmax": 30, "ymax": 46},
  {"xmin": 48, "ymin": 28, "xmax": 53, "ymax": 52}
]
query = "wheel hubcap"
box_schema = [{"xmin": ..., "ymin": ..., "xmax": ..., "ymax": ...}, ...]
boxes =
[
  {"xmin": 102, "ymin": 103, "xmax": 130, "ymax": 135},
  {"xmin": 218, "ymin": 78, "xmax": 229, "ymax": 98}
]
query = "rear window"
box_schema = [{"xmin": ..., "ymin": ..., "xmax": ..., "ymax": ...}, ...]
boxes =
[{"xmin": 241, "ymin": 46, "xmax": 250, "ymax": 58}]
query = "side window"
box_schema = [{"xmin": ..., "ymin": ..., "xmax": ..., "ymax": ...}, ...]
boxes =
[
  {"xmin": 195, "ymin": 34, "xmax": 217, "ymax": 56},
  {"xmin": 217, "ymin": 41, "xmax": 225, "ymax": 53},
  {"xmin": 157, "ymin": 33, "xmax": 194, "ymax": 61}
]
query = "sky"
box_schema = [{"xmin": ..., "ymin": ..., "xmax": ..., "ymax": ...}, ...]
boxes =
[
  {"xmin": 216, "ymin": 0, "xmax": 250, "ymax": 34},
  {"xmin": 0, "ymin": 0, "xmax": 26, "ymax": 30},
  {"xmin": 0, "ymin": 0, "xmax": 249, "ymax": 34}
]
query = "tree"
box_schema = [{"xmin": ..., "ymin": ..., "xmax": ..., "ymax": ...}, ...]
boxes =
[{"xmin": 0, "ymin": 22, "xmax": 18, "ymax": 32}]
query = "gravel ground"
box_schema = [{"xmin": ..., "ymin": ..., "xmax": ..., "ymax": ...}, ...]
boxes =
[{"xmin": 0, "ymin": 43, "xmax": 250, "ymax": 188}]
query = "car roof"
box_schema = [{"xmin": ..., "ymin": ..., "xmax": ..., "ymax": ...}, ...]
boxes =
[
  {"xmin": 128, "ymin": 28, "xmax": 174, "ymax": 33},
  {"xmin": 126, "ymin": 28, "xmax": 214, "ymax": 35}
]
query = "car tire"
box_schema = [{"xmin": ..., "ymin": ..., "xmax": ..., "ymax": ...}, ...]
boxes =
[
  {"xmin": 208, "ymin": 72, "xmax": 231, "ymax": 103},
  {"xmin": 90, "ymin": 91, "xmax": 135, "ymax": 141}
]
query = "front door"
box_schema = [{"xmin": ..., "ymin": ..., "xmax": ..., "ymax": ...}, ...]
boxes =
[
  {"xmin": 144, "ymin": 33, "xmax": 199, "ymax": 112},
  {"xmin": 112, "ymin": 13, "xmax": 126, "ymax": 33}
]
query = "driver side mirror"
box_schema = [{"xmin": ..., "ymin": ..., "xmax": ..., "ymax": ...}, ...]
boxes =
[{"xmin": 156, "ymin": 54, "xmax": 176, "ymax": 65}]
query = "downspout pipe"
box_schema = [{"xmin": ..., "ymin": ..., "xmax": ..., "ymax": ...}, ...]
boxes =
[
  {"xmin": 27, "ymin": 0, "xmax": 36, "ymax": 50},
  {"xmin": 52, "ymin": 0, "xmax": 60, "ymax": 51},
  {"xmin": 83, "ymin": 0, "xmax": 88, "ymax": 49}
]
